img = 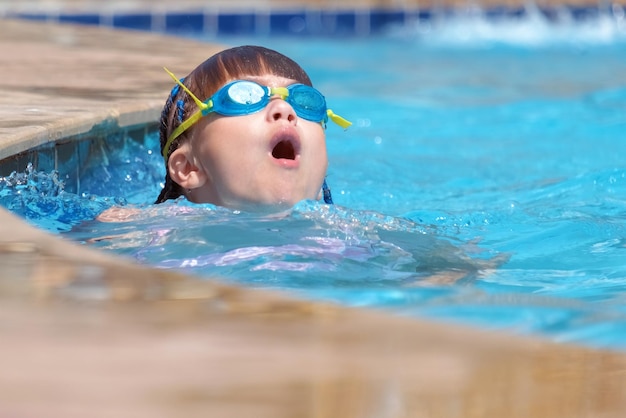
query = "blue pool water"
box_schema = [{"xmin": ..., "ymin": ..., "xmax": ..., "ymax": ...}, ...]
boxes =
[{"xmin": 3, "ymin": 12, "xmax": 626, "ymax": 349}]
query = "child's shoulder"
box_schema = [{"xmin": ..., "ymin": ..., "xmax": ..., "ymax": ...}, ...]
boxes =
[{"xmin": 97, "ymin": 206, "xmax": 142, "ymax": 223}]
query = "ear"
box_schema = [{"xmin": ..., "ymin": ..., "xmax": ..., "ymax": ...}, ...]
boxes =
[{"xmin": 168, "ymin": 145, "xmax": 207, "ymax": 189}]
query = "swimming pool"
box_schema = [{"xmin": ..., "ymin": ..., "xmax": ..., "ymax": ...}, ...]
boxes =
[{"xmin": 3, "ymin": 10, "xmax": 626, "ymax": 350}]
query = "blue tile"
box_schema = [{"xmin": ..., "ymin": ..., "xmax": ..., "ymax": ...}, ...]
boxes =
[
  {"xmin": 569, "ymin": 6, "xmax": 600, "ymax": 20},
  {"xmin": 59, "ymin": 14, "xmax": 101, "ymax": 26},
  {"xmin": 269, "ymin": 11, "xmax": 309, "ymax": 36},
  {"xmin": 54, "ymin": 141, "xmax": 80, "ymax": 194},
  {"xmin": 165, "ymin": 12, "xmax": 204, "ymax": 33},
  {"xmin": 218, "ymin": 13, "xmax": 256, "ymax": 35},
  {"xmin": 112, "ymin": 13, "xmax": 152, "ymax": 31},
  {"xmin": 34, "ymin": 147, "xmax": 56, "ymax": 174},
  {"xmin": 369, "ymin": 9, "xmax": 406, "ymax": 33},
  {"xmin": 415, "ymin": 10, "xmax": 435, "ymax": 20},
  {"xmin": 539, "ymin": 8, "xmax": 559, "ymax": 21},
  {"xmin": 333, "ymin": 11, "xmax": 358, "ymax": 35},
  {"xmin": 483, "ymin": 7, "xmax": 525, "ymax": 19},
  {"xmin": 316, "ymin": 11, "xmax": 336, "ymax": 35},
  {"xmin": 0, "ymin": 151, "xmax": 35, "ymax": 177}
]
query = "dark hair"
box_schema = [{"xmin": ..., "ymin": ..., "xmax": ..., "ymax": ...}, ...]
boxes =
[{"xmin": 155, "ymin": 45, "xmax": 312, "ymax": 204}]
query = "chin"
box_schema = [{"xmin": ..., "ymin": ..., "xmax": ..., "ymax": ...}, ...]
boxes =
[
  {"xmin": 222, "ymin": 195, "xmax": 298, "ymax": 213},
  {"xmin": 224, "ymin": 183, "xmax": 320, "ymax": 212},
  {"xmin": 257, "ymin": 194, "xmax": 313, "ymax": 213}
]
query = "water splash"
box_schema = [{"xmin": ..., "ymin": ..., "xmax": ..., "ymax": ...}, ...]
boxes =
[
  {"xmin": 393, "ymin": 3, "xmax": 626, "ymax": 47},
  {"xmin": 0, "ymin": 163, "xmax": 123, "ymax": 233}
]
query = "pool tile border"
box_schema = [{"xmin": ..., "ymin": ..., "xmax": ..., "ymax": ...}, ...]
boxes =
[
  {"xmin": 8, "ymin": 5, "xmax": 624, "ymax": 37},
  {"xmin": 10, "ymin": 8, "xmax": 413, "ymax": 36}
]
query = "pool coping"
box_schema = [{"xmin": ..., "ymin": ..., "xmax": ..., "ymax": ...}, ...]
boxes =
[
  {"xmin": 0, "ymin": 19, "xmax": 219, "ymax": 161},
  {"xmin": 2, "ymin": 17, "xmax": 626, "ymax": 418}
]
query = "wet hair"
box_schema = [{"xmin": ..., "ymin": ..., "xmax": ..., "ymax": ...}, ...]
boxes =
[{"xmin": 155, "ymin": 45, "xmax": 313, "ymax": 204}]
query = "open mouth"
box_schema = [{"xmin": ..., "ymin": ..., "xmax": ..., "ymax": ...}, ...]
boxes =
[{"xmin": 272, "ymin": 140, "xmax": 296, "ymax": 160}]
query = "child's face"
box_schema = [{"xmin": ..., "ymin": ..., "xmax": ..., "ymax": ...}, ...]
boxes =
[{"xmin": 183, "ymin": 73, "xmax": 328, "ymax": 211}]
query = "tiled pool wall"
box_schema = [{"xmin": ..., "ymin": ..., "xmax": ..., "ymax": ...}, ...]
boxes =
[
  {"xmin": 0, "ymin": 122, "xmax": 158, "ymax": 195},
  {"xmin": 7, "ymin": 2, "xmax": 626, "ymax": 38}
]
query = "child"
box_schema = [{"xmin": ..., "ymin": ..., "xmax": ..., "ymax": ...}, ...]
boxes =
[
  {"xmin": 155, "ymin": 45, "xmax": 350, "ymax": 212},
  {"xmin": 94, "ymin": 46, "xmax": 502, "ymax": 284}
]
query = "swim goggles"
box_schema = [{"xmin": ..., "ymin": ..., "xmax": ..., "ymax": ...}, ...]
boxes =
[{"xmin": 162, "ymin": 67, "xmax": 351, "ymax": 160}]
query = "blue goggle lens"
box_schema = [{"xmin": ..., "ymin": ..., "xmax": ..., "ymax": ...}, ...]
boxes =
[
  {"xmin": 287, "ymin": 84, "xmax": 327, "ymax": 122},
  {"xmin": 222, "ymin": 81, "xmax": 266, "ymax": 110}
]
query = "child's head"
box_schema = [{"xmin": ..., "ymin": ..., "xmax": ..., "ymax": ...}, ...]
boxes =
[{"xmin": 155, "ymin": 45, "xmax": 349, "ymax": 211}]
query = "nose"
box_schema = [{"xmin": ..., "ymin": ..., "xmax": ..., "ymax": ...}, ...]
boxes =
[{"xmin": 266, "ymin": 97, "xmax": 297, "ymax": 125}]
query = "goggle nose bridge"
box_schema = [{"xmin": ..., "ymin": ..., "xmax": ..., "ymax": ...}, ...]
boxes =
[{"xmin": 269, "ymin": 86, "xmax": 289, "ymax": 100}]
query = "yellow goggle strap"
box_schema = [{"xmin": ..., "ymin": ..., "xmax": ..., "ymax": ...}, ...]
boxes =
[
  {"xmin": 270, "ymin": 86, "xmax": 289, "ymax": 99},
  {"xmin": 327, "ymin": 109, "xmax": 352, "ymax": 129},
  {"xmin": 162, "ymin": 110, "xmax": 203, "ymax": 159},
  {"xmin": 162, "ymin": 67, "xmax": 213, "ymax": 160},
  {"xmin": 164, "ymin": 67, "xmax": 207, "ymax": 110}
]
